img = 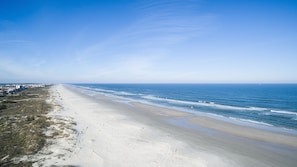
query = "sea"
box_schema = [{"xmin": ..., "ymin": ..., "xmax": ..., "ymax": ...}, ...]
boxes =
[{"xmin": 73, "ymin": 84, "xmax": 297, "ymax": 133}]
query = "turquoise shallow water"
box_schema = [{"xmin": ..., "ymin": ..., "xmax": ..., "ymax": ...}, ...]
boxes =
[{"xmin": 74, "ymin": 84, "xmax": 297, "ymax": 131}]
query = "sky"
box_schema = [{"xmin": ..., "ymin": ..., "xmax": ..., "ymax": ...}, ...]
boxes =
[{"xmin": 0, "ymin": 0, "xmax": 297, "ymax": 83}]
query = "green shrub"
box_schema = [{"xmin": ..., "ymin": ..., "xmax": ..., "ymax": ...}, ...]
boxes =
[{"xmin": 0, "ymin": 104, "xmax": 7, "ymax": 110}]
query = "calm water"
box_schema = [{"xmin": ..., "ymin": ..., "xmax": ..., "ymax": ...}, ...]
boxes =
[{"xmin": 74, "ymin": 84, "xmax": 297, "ymax": 131}]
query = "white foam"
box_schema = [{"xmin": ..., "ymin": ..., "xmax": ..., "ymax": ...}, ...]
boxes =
[
  {"xmin": 37, "ymin": 84, "xmax": 223, "ymax": 167},
  {"xmin": 229, "ymin": 117, "xmax": 273, "ymax": 127},
  {"xmin": 94, "ymin": 88, "xmax": 116, "ymax": 93},
  {"xmin": 143, "ymin": 95, "xmax": 269, "ymax": 112},
  {"xmin": 270, "ymin": 110, "xmax": 297, "ymax": 116},
  {"xmin": 78, "ymin": 86, "xmax": 297, "ymax": 121}
]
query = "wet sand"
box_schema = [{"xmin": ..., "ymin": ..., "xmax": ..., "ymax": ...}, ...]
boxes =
[{"xmin": 38, "ymin": 84, "xmax": 297, "ymax": 167}]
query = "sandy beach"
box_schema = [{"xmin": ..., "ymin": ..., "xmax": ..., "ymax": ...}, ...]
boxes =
[{"xmin": 36, "ymin": 84, "xmax": 297, "ymax": 167}]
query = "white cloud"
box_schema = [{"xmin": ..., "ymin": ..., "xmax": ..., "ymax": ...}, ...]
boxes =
[
  {"xmin": 0, "ymin": 58, "xmax": 45, "ymax": 82},
  {"xmin": 70, "ymin": 0, "xmax": 215, "ymax": 82},
  {"xmin": 0, "ymin": 0, "xmax": 217, "ymax": 83}
]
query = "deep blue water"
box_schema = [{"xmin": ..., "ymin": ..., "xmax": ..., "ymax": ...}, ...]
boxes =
[{"xmin": 74, "ymin": 84, "xmax": 297, "ymax": 131}]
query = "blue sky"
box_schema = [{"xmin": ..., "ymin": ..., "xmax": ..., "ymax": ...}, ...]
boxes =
[{"xmin": 0, "ymin": 0, "xmax": 296, "ymax": 83}]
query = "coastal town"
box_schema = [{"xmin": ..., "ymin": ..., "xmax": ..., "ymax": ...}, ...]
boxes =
[{"xmin": 0, "ymin": 84, "xmax": 46, "ymax": 96}]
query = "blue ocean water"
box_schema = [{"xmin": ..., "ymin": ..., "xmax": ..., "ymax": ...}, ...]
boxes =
[{"xmin": 74, "ymin": 84, "xmax": 297, "ymax": 131}]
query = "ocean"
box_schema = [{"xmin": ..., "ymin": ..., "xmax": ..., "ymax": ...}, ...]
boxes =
[{"xmin": 74, "ymin": 84, "xmax": 297, "ymax": 132}]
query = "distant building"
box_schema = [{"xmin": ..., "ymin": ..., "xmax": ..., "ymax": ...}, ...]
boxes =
[{"xmin": 0, "ymin": 83, "xmax": 46, "ymax": 96}]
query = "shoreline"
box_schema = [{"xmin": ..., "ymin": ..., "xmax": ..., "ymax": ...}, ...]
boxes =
[
  {"xmin": 38, "ymin": 84, "xmax": 297, "ymax": 166},
  {"xmin": 77, "ymin": 84, "xmax": 297, "ymax": 135},
  {"xmin": 72, "ymin": 84, "xmax": 297, "ymax": 146}
]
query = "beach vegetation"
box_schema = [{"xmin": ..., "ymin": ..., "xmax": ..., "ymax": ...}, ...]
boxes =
[
  {"xmin": 0, "ymin": 104, "xmax": 7, "ymax": 110},
  {"xmin": 0, "ymin": 86, "xmax": 52, "ymax": 166}
]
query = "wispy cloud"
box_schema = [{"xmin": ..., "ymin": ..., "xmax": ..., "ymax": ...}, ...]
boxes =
[
  {"xmin": 75, "ymin": 0, "xmax": 214, "ymax": 61},
  {"xmin": 62, "ymin": 0, "xmax": 217, "ymax": 82},
  {"xmin": 0, "ymin": 58, "xmax": 45, "ymax": 82},
  {"xmin": 115, "ymin": 0, "xmax": 214, "ymax": 47},
  {"xmin": 0, "ymin": 39, "xmax": 33, "ymax": 45},
  {"xmin": 0, "ymin": 0, "xmax": 215, "ymax": 83}
]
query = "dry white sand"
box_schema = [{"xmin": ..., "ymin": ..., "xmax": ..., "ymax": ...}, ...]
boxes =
[{"xmin": 33, "ymin": 84, "xmax": 297, "ymax": 167}]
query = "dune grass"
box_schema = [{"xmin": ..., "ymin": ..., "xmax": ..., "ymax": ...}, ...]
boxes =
[{"xmin": 0, "ymin": 87, "xmax": 52, "ymax": 166}]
